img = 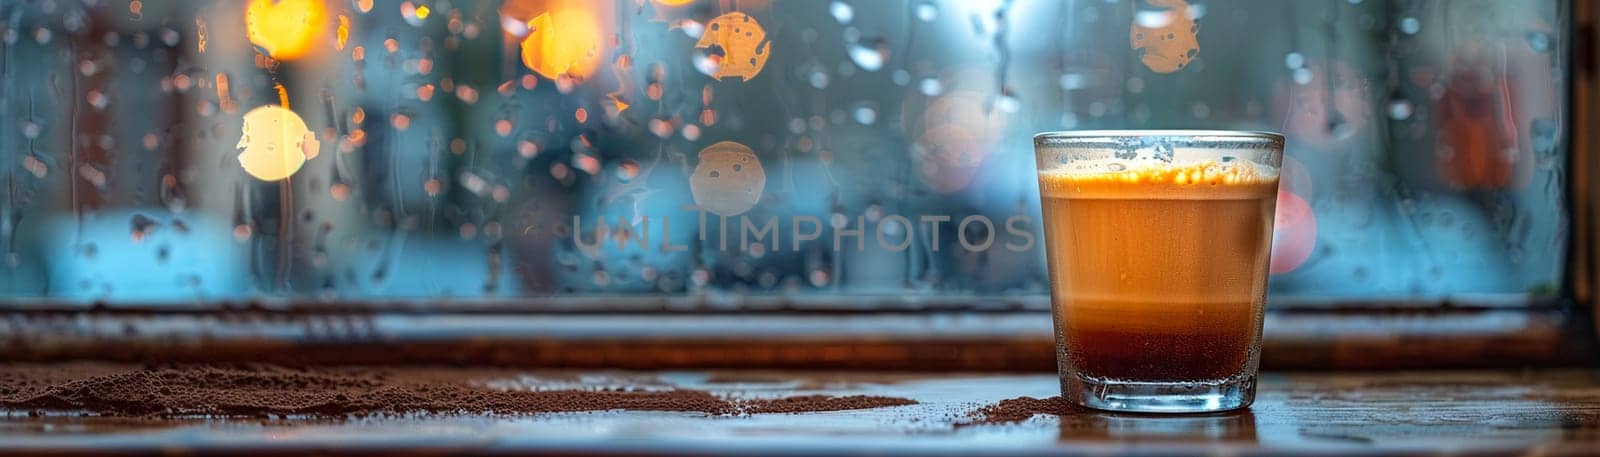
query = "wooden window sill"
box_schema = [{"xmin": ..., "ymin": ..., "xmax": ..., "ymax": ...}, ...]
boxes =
[{"xmin": 3, "ymin": 307, "xmax": 1592, "ymax": 370}]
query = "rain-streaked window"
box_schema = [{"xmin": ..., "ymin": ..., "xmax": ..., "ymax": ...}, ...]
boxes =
[{"xmin": 0, "ymin": 0, "xmax": 1569, "ymax": 307}]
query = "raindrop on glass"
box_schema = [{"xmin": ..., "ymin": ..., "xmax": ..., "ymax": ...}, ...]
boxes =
[
  {"xmin": 830, "ymin": 1, "xmax": 854, "ymax": 24},
  {"xmin": 1134, "ymin": 10, "xmax": 1174, "ymax": 29},
  {"xmin": 1292, "ymin": 68, "xmax": 1313, "ymax": 85},
  {"xmin": 847, "ymin": 42, "xmax": 886, "ymax": 72},
  {"xmin": 1525, "ymin": 32, "xmax": 1550, "ymax": 53},
  {"xmin": 852, "ymin": 105, "xmax": 877, "ymax": 125},
  {"xmin": 692, "ymin": 51, "xmax": 720, "ymax": 77},
  {"xmin": 1059, "ymin": 73, "xmax": 1086, "ymax": 90},
  {"xmin": 1399, "ymin": 17, "xmax": 1420, "ymax": 35},
  {"xmin": 891, "ymin": 69, "xmax": 911, "ymax": 86},
  {"xmin": 1284, "ymin": 52, "xmax": 1305, "ymax": 70},
  {"xmin": 915, "ymin": 2, "xmax": 939, "ymax": 22},
  {"xmin": 994, "ymin": 94, "xmax": 1020, "ymax": 113},
  {"xmin": 808, "ymin": 69, "xmax": 830, "ymax": 89},
  {"xmin": 1387, "ymin": 99, "xmax": 1413, "ymax": 120},
  {"xmin": 918, "ymin": 78, "xmax": 942, "ymax": 96}
]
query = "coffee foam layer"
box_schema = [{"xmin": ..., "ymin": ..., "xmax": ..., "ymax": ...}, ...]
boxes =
[{"xmin": 1039, "ymin": 160, "xmax": 1279, "ymax": 199}]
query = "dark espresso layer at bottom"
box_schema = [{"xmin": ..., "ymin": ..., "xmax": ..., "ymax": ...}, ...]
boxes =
[
  {"xmin": 1065, "ymin": 328, "xmax": 1255, "ymax": 381},
  {"xmin": 1059, "ymin": 300, "xmax": 1260, "ymax": 381}
]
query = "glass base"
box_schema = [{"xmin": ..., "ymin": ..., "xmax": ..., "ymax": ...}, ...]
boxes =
[{"xmin": 1062, "ymin": 372, "xmax": 1256, "ymax": 414}]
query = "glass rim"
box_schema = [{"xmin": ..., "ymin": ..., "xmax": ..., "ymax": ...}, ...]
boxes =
[{"xmin": 1033, "ymin": 129, "xmax": 1284, "ymax": 149}]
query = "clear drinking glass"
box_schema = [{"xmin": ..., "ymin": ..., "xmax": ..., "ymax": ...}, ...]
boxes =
[{"xmin": 1033, "ymin": 130, "xmax": 1284, "ymax": 413}]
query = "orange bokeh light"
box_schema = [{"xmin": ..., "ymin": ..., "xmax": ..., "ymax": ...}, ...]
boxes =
[
  {"xmin": 519, "ymin": 9, "xmax": 602, "ymax": 80},
  {"xmin": 696, "ymin": 12, "xmax": 771, "ymax": 81},
  {"xmin": 245, "ymin": 0, "xmax": 329, "ymax": 61}
]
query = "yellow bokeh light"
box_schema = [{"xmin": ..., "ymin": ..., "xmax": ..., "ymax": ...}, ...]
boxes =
[
  {"xmin": 237, "ymin": 105, "xmax": 321, "ymax": 182},
  {"xmin": 416, "ymin": 5, "xmax": 431, "ymax": 18},
  {"xmin": 652, "ymin": 0, "xmax": 695, "ymax": 5},
  {"xmin": 245, "ymin": 0, "xmax": 329, "ymax": 61},
  {"xmin": 519, "ymin": 9, "xmax": 602, "ymax": 80},
  {"xmin": 696, "ymin": 12, "xmax": 771, "ymax": 81}
]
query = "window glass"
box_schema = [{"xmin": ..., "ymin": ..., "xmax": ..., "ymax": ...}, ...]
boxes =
[{"xmin": 0, "ymin": 0, "xmax": 1568, "ymax": 306}]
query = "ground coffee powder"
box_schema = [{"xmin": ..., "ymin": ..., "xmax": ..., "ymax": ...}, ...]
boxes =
[
  {"xmin": 966, "ymin": 395, "xmax": 1075, "ymax": 424},
  {"xmin": 0, "ymin": 363, "xmax": 915, "ymax": 418}
]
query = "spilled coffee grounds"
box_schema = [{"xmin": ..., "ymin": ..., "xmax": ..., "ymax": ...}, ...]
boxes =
[
  {"xmin": 966, "ymin": 395, "xmax": 1075, "ymax": 424},
  {"xmin": 0, "ymin": 363, "xmax": 914, "ymax": 418}
]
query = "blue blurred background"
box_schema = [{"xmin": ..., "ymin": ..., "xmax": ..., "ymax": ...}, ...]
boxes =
[{"xmin": 0, "ymin": 0, "xmax": 1570, "ymax": 307}]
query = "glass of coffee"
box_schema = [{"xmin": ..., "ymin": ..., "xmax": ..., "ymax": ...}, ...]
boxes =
[{"xmin": 1033, "ymin": 130, "xmax": 1283, "ymax": 413}]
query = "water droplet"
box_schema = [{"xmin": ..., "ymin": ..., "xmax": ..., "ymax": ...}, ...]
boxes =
[
  {"xmin": 130, "ymin": 214, "xmax": 159, "ymax": 243},
  {"xmin": 673, "ymin": 19, "xmax": 705, "ymax": 38},
  {"xmin": 400, "ymin": 1, "xmax": 429, "ymax": 26},
  {"xmin": 808, "ymin": 69, "xmax": 830, "ymax": 89},
  {"xmin": 1531, "ymin": 118, "xmax": 1559, "ymax": 156},
  {"xmin": 86, "ymin": 90, "xmax": 109, "ymax": 110},
  {"xmin": 1059, "ymin": 73, "xmax": 1087, "ymax": 90},
  {"xmin": 918, "ymin": 78, "xmax": 942, "ymax": 96},
  {"xmin": 891, "ymin": 69, "xmax": 911, "ymax": 86},
  {"xmin": 994, "ymin": 94, "xmax": 1020, "ymax": 113},
  {"xmin": 1134, "ymin": 10, "xmax": 1174, "ymax": 29},
  {"xmin": 1292, "ymin": 68, "xmax": 1313, "ymax": 85},
  {"xmin": 808, "ymin": 269, "xmax": 830, "ymax": 287},
  {"xmin": 829, "ymin": 1, "xmax": 854, "ymax": 24},
  {"xmin": 915, "ymin": 2, "xmax": 939, "ymax": 22},
  {"xmin": 852, "ymin": 105, "xmax": 877, "ymax": 125},
  {"xmin": 1525, "ymin": 32, "xmax": 1550, "ymax": 53},
  {"xmin": 1399, "ymin": 17, "xmax": 1420, "ymax": 35},
  {"xmin": 846, "ymin": 41, "xmax": 886, "ymax": 72},
  {"xmin": 501, "ymin": 16, "xmax": 529, "ymax": 37},
  {"xmin": 1387, "ymin": 99, "xmax": 1413, "ymax": 120},
  {"xmin": 692, "ymin": 51, "xmax": 721, "ymax": 77},
  {"xmin": 1153, "ymin": 143, "xmax": 1174, "ymax": 162},
  {"xmin": 1284, "ymin": 52, "xmax": 1305, "ymax": 69}
]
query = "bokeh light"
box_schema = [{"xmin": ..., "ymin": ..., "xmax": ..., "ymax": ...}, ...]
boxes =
[
  {"xmin": 236, "ymin": 105, "xmax": 321, "ymax": 182},
  {"xmin": 695, "ymin": 12, "xmax": 771, "ymax": 81},
  {"xmin": 244, "ymin": 0, "xmax": 329, "ymax": 61},
  {"xmin": 520, "ymin": 9, "xmax": 602, "ymax": 80},
  {"xmin": 1270, "ymin": 190, "xmax": 1317, "ymax": 275},
  {"xmin": 1129, "ymin": 0, "xmax": 1199, "ymax": 74},
  {"xmin": 690, "ymin": 141, "xmax": 766, "ymax": 216}
]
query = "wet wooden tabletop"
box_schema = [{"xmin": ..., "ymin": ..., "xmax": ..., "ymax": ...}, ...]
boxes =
[{"xmin": 3, "ymin": 368, "xmax": 1600, "ymax": 456}]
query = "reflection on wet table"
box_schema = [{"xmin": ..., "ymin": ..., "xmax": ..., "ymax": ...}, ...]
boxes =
[{"xmin": 3, "ymin": 365, "xmax": 1600, "ymax": 455}]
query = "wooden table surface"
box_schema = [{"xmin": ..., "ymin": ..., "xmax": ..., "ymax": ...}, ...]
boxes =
[{"xmin": 3, "ymin": 367, "xmax": 1600, "ymax": 456}]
